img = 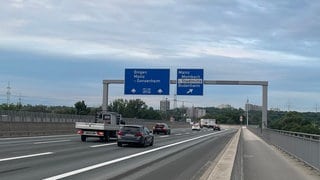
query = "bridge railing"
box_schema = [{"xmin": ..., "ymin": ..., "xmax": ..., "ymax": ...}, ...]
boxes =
[{"xmin": 248, "ymin": 126, "xmax": 320, "ymax": 172}]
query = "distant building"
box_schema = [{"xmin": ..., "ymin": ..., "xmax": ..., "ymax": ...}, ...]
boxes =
[
  {"xmin": 160, "ymin": 99, "xmax": 170, "ymax": 112},
  {"xmin": 196, "ymin": 108, "xmax": 206, "ymax": 118},
  {"xmin": 270, "ymin": 107, "xmax": 281, "ymax": 111},
  {"xmin": 245, "ymin": 103, "xmax": 262, "ymax": 111},
  {"xmin": 217, "ymin": 104, "xmax": 233, "ymax": 109},
  {"xmin": 187, "ymin": 107, "xmax": 206, "ymax": 119}
]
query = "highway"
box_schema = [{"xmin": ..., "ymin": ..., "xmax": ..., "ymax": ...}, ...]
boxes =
[{"xmin": 0, "ymin": 128, "xmax": 236, "ymax": 180}]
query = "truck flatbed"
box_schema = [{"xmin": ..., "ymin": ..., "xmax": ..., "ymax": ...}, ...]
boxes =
[{"xmin": 75, "ymin": 122, "xmax": 120, "ymax": 131}]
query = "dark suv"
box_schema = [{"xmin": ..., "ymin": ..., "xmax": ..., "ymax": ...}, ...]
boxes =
[
  {"xmin": 213, "ymin": 124, "xmax": 221, "ymax": 131},
  {"xmin": 153, "ymin": 123, "xmax": 171, "ymax": 135},
  {"xmin": 117, "ymin": 125, "xmax": 154, "ymax": 147}
]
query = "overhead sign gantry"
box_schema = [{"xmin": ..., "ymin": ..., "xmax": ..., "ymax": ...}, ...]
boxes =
[{"xmin": 102, "ymin": 69, "xmax": 268, "ymax": 129}]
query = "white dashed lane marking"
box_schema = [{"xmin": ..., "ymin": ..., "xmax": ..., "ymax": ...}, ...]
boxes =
[
  {"xmin": 0, "ymin": 152, "xmax": 54, "ymax": 162},
  {"xmin": 34, "ymin": 140, "xmax": 71, "ymax": 144},
  {"xmin": 90, "ymin": 143, "xmax": 117, "ymax": 148}
]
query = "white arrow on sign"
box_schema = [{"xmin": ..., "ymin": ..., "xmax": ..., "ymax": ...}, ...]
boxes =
[
  {"xmin": 131, "ymin": 89, "xmax": 136, "ymax": 94},
  {"xmin": 157, "ymin": 89, "xmax": 163, "ymax": 94},
  {"xmin": 186, "ymin": 89, "xmax": 193, "ymax": 94}
]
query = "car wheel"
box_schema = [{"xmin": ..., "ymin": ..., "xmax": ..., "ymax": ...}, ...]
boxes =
[
  {"xmin": 81, "ymin": 135, "xmax": 86, "ymax": 142},
  {"xmin": 150, "ymin": 138, "xmax": 154, "ymax": 146},
  {"xmin": 117, "ymin": 142, "xmax": 122, "ymax": 147},
  {"xmin": 142, "ymin": 138, "xmax": 148, "ymax": 147}
]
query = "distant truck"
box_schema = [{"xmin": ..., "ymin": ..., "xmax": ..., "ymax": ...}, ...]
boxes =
[
  {"xmin": 75, "ymin": 111, "xmax": 125, "ymax": 142},
  {"xmin": 200, "ymin": 118, "xmax": 220, "ymax": 131}
]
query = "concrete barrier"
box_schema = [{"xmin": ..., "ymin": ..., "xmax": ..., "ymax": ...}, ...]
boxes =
[
  {"xmin": 0, "ymin": 118, "xmax": 191, "ymax": 138},
  {"xmin": 0, "ymin": 122, "xmax": 75, "ymax": 137},
  {"xmin": 208, "ymin": 128, "xmax": 241, "ymax": 180},
  {"xmin": 199, "ymin": 126, "xmax": 241, "ymax": 180}
]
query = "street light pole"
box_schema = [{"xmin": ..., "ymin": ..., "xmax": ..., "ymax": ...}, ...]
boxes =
[
  {"xmin": 246, "ymin": 99, "xmax": 249, "ymax": 126},
  {"xmin": 165, "ymin": 97, "xmax": 168, "ymax": 121}
]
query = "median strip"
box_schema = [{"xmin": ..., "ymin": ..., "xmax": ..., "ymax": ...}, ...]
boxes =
[
  {"xmin": 207, "ymin": 128, "xmax": 241, "ymax": 180},
  {"xmin": 0, "ymin": 152, "xmax": 54, "ymax": 162}
]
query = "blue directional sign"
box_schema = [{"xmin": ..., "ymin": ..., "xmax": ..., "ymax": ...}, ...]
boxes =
[
  {"xmin": 177, "ymin": 69, "xmax": 203, "ymax": 95},
  {"xmin": 125, "ymin": 69, "xmax": 170, "ymax": 95}
]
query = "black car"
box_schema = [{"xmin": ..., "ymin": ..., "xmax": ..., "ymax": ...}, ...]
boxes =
[
  {"xmin": 153, "ymin": 123, "xmax": 171, "ymax": 135},
  {"xmin": 213, "ymin": 124, "xmax": 221, "ymax": 131},
  {"xmin": 117, "ymin": 125, "xmax": 154, "ymax": 147}
]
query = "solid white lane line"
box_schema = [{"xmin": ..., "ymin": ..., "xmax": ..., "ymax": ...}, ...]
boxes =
[
  {"xmin": 0, "ymin": 152, "xmax": 54, "ymax": 162},
  {"xmin": 90, "ymin": 143, "xmax": 117, "ymax": 148},
  {"xmin": 44, "ymin": 130, "xmax": 226, "ymax": 180},
  {"xmin": 34, "ymin": 140, "xmax": 71, "ymax": 144}
]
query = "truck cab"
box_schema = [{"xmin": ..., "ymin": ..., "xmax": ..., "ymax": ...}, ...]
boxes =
[{"xmin": 95, "ymin": 111, "xmax": 125, "ymax": 125}]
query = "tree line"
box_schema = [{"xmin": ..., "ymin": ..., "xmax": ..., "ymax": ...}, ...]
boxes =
[
  {"xmin": 1, "ymin": 99, "xmax": 319, "ymax": 134},
  {"xmin": 0, "ymin": 99, "xmax": 162, "ymax": 120}
]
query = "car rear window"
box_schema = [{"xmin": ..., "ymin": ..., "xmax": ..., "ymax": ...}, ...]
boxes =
[
  {"xmin": 122, "ymin": 126, "xmax": 140, "ymax": 133},
  {"xmin": 155, "ymin": 124, "xmax": 165, "ymax": 128}
]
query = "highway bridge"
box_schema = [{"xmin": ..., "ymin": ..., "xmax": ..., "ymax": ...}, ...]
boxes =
[
  {"xmin": 0, "ymin": 124, "xmax": 319, "ymax": 180},
  {"xmin": 1, "ymin": 127, "xmax": 235, "ymax": 180}
]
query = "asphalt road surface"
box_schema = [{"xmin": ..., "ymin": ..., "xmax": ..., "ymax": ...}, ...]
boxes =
[{"xmin": 0, "ymin": 128, "xmax": 236, "ymax": 180}]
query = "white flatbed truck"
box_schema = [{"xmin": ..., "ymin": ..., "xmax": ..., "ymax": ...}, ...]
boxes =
[
  {"xmin": 200, "ymin": 118, "xmax": 221, "ymax": 130},
  {"xmin": 75, "ymin": 112, "xmax": 125, "ymax": 142}
]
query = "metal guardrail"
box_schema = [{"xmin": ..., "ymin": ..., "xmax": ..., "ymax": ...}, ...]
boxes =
[
  {"xmin": 267, "ymin": 128, "xmax": 320, "ymax": 140},
  {"xmin": 248, "ymin": 126, "xmax": 320, "ymax": 172}
]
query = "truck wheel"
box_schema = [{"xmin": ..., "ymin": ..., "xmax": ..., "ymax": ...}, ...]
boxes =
[
  {"xmin": 104, "ymin": 135, "xmax": 110, "ymax": 143},
  {"xmin": 81, "ymin": 135, "xmax": 87, "ymax": 142}
]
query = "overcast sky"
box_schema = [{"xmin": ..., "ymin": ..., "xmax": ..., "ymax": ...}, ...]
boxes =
[{"xmin": 0, "ymin": 0, "xmax": 319, "ymax": 112}]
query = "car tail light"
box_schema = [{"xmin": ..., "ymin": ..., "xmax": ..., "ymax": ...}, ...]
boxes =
[
  {"xmin": 135, "ymin": 132, "xmax": 143, "ymax": 137},
  {"xmin": 77, "ymin": 130, "xmax": 83, "ymax": 135},
  {"xmin": 97, "ymin": 131, "xmax": 104, "ymax": 136},
  {"xmin": 117, "ymin": 131, "xmax": 124, "ymax": 136}
]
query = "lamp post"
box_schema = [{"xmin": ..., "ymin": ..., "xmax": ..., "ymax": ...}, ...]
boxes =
[
  {"xmin": 165, "ymin": 98, "xmax": 168, "ymax": 120},
  {"xmin": 246, "ymin": 99, "xmax": 249, "ymax": 126}
]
